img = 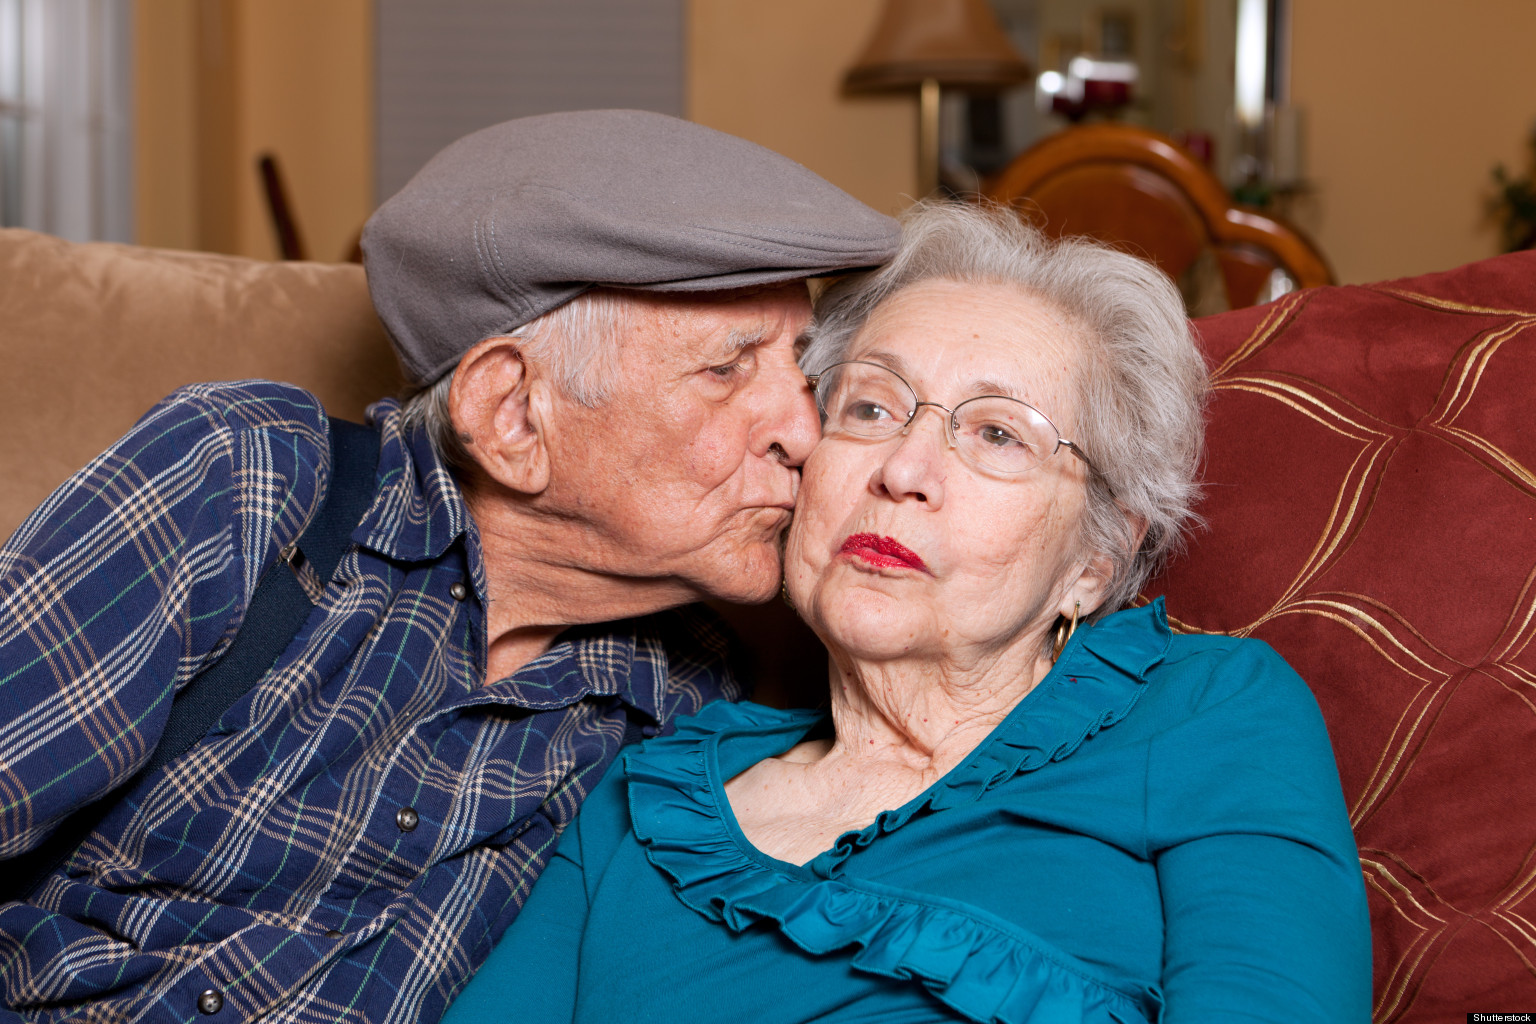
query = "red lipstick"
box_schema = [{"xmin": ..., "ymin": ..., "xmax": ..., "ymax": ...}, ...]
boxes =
[{"xmin": 838, "ymin": 532, "xmax": 930, "ymax": 573}]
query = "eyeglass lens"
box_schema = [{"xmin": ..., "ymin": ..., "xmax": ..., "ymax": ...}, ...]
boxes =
[{"xmin": 813, "ymin": 361, "xmax": 1064, "ymax": 475}]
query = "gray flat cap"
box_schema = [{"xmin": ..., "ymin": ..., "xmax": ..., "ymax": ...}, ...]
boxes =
[{"xmin": 362, "ymin": 110, "xmax": 901, "ymax": 385}]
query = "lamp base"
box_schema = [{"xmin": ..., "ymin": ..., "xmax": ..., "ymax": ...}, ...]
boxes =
[{"xmin": 918, "ymin": 78, "xmax": 941, "ymax": 196}]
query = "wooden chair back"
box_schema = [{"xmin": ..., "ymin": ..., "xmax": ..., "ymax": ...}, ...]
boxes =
[{"xmin": 983, "ymin": 123, "xmax": 1332, "ymax": 308}]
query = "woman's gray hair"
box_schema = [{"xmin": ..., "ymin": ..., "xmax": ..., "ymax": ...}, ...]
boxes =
[
  {"xmin": 802, "ymin": 199, "xmax": 1208, "ymax": 617},
  {"xmin": 398, "ymin": 287, "xmax": 638, "ymax": 472}
]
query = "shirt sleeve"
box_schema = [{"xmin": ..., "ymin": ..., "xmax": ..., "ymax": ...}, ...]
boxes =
[
  {"xmin": 1146, "ymin": 640, "xmax": 1372, "ymax": 1023},
  {"xmin": 0, "ymin": 382, "xmax": 327, "ymax": 858}
]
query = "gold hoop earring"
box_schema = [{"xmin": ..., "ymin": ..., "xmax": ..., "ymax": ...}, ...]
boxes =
[{"xmin": 1051, "ymin": 601, "xmax": 1081, "ymax": 662}]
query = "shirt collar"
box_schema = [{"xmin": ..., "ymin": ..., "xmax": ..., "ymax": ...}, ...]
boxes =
[
  {"xmin": 476, "ymin": 620, "xmax": 667, "ymax": 723},
  {"xmin": 354, "ymin": 398, "xmax": 478, "ymax": 573},
  {"xmin": 355, "ymin": 399, "xmax": 666, "ymax": 721}
]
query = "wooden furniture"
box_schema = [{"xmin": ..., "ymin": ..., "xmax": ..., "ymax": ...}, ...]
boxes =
[
  {"xmin": 258, "ymin": 153, "xmax": 363, "ymax": 263},
  {"xmin": 984, "ymin": 123, "xmax": 1332, "ymax": 309},
  {"xmin": 258, "ymin": 153, "xmax": 308, "ymax": 261}
]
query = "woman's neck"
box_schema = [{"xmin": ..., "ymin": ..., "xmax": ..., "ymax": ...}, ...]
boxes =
[
  {"xmin": 721, "ymin": 634, "xmax": 1060, "ymax": 867},
  {"xmin": 819, "ymin": 638, "xmax": 1056, "ymax": 780}
]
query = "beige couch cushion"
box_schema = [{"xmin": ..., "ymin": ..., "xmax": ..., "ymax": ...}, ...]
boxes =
[{"xmin": 0, "ymin": 229, "xmax": 404, "ymax": 541}]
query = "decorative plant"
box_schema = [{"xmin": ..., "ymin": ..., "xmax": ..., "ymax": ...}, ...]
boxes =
[{"xmin": 1491, "ymin": 128, "xmax": 1536, "ymax": 253}]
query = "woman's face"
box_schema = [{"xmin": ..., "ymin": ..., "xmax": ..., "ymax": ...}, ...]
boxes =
[{"xmin": 785, "ymin": 278, "xmax": 1107, "ymax": 669}]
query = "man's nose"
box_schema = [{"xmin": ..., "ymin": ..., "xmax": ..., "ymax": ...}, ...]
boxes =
[{"xmin": 756, "ymin": 360, "xmax": 820, "ymax": 465}]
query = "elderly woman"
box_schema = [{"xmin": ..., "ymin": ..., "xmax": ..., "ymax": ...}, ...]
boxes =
[{"xmin": 442, "ymin": 202, "xmax": 1371, "ymax": 1023}]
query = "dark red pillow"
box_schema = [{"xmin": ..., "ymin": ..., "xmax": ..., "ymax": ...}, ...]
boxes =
[{"xmin": 1151, "ymin": 251, "xmax": 1536, "ymax": 1020}]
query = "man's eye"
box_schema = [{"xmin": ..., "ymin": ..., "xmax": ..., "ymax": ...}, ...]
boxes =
[{"xmin": 707, "ymin": 353, "xmax": 754, "ymax": 379}]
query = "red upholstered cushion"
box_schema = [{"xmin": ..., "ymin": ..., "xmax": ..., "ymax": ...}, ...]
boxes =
[{"xmin": 1150, "ymin": 251, "xmax": 1536, "ymax": 1021}]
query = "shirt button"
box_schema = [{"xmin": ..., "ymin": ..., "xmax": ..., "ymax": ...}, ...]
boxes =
[
  {"xmin": 449, "ymin": 582, "xmax": 468, "ymax": 601},
  {"xmin": 324, "ymin": 929, "xmax": 344, "ymax": 939},
  {"xmin": 396, "ymin": 807, "xmax": 420, "ymax": 832},
  {"xmin": 197, "ymin": 989, "xmax": 224, "ymax": 1015}
]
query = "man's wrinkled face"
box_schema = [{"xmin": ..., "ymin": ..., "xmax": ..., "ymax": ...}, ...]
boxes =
[{"xmin": 536, "ymin": 283, "xmax": 819, "ymax": 604}]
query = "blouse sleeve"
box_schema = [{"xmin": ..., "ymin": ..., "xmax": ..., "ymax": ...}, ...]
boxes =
[{"xmin": 1145, "ymin": 640, "xmax": 1372, "ymax": 1023}]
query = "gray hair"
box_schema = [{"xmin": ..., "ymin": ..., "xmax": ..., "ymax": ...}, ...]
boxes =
[
  {"xmin": 398, "ymin": 287, "xmax": 638, "ymax": 472},
  {"xmin": 802, "ymin": 200, "xmax": 1208, "ymax": 617}
]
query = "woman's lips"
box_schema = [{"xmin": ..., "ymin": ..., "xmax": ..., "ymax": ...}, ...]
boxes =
[{"xmin": 838, "ymin": 532, "xmax": 930, "ymax": 573}]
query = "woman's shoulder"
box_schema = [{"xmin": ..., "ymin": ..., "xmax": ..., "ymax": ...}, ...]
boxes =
[
  {"xmin": 1070, "ymin": 601, "xmax": 1325, "ymax": 745},
  {"xmin": 1153, "ymin": 627, "xmax": 1317, "ymax": 720},
  {"xmin": 1075, "ymin": 607, "xmax": 1355, "ymax": 858}
]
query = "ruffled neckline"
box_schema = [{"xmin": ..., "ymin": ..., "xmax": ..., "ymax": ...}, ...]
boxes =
[{"xmin": 624, "ymin": 600, "xmax": 1171, "ymax": 1024}]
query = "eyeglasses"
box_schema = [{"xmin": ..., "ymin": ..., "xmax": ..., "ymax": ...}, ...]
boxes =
[{"xmin": 804, "ymin": 360, "xmax": 1096, "ymax": 478}]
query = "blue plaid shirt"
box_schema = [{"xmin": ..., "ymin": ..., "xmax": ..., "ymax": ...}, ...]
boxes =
[{"xmin": 0, "ymin": 381, "xmax": 740, "ymax": 1023}]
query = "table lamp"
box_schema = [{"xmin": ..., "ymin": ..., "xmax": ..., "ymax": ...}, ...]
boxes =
[{"xmin": 844, "ymin": 0, "xmax": 1033, "ymax": 196}]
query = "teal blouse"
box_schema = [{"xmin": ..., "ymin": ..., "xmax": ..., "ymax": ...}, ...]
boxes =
[{"xmin": 442, "ymin": 600, "xmax": 1371, "ymax": 1023}]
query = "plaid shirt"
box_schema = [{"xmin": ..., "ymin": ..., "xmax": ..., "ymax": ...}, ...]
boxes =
[{"xmin": 0, "ymin": 381, "xmax": 740, "ymax": 1023}]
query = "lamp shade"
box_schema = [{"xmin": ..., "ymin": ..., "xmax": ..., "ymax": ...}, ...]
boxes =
[{"xmin": 845, "ymin": 0, "xmax": 1032, "ymax": 92}]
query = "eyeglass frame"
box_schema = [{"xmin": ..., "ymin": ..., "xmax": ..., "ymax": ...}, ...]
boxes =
[{"xmin": 802, "ymin": 360, "xmax": 1098, "ymax": 477}]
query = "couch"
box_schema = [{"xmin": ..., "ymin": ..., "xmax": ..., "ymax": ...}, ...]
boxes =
[
  {"xmin": 2, "ymin": 226, "xmax": 1533, "ymax": 1019},
  {"xmin": 0, "ymin": 229, "xmax": 404, "ymax": 537}
]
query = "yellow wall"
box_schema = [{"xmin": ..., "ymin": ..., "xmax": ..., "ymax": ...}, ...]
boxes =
[
  {"xmin": 235, "ymin": 0, "xmax": 373, "ymax": 262},
  {"xmin": 135, "ymin": 0, "xmax": 373, "ymax": 261},
  {"xmin": 138, "ymin": 0, "xmax": 915, "ymax": 259},
  {"xmin": 134, "ymin": 0, "xmax": 199, "ymax": 251},
  {"xmin": 688, "ymin": 0, "xmax": 918, "ymax": 216},
  {"xmin": 139, "ymin": 1, "xmax": 1533, "ymax": 281},
  {"xmin": 1289, "ymin": 0, "xmax": 1536, "ymax": 283}
]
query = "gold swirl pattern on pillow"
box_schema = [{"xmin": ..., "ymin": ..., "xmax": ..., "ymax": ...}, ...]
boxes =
[{"xmin": 1151, "ymin": 250, "xmax": 1536, "ymax": 1021}]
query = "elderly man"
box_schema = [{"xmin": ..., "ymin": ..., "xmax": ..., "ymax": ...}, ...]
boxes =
[{"xmin": 0, "ymin": 111, "xmax": 897, "ymax": 1022}]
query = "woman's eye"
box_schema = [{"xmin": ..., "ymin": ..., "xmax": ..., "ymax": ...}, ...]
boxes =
[
  {"xmin": 849, "ymin": 401, "xmax": 892, "ymax": 422},
  {"xmin": 977, "ymin": 424, "xmax": 1024, "ymax": 447}
]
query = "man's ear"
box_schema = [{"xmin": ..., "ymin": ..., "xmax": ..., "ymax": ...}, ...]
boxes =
[{"xmin": 448, "ymin": 336, "xmax": 552, "ymax": 495}]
